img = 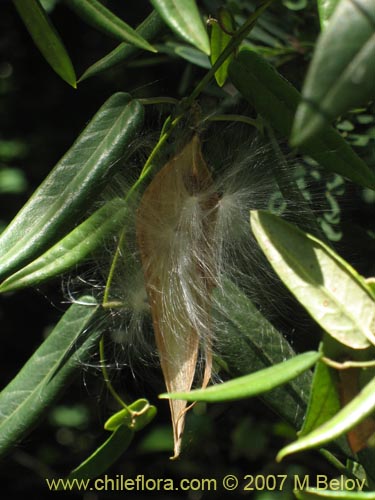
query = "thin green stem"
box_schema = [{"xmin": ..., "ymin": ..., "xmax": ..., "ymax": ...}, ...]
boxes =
[
  {"xmin": 323, "ymin": 357, "xmax": 375, "ymax": 370},
  {"xmin": 99, "ymin": 335, "xmax": 129, "ymax": 410}
]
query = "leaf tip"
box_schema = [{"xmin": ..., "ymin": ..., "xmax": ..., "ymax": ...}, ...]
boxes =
[{"xmin": 290, "ymin": 103, "xmax": 326, "ymax": 147}]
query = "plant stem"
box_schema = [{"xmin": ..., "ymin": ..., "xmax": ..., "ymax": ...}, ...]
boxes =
[
  {"xmin": 99, "ymin": 335, "xmax": 129, "ymax": 410},
  {"xmin": 184, "ymin": 0, "xmax": 274, "ymax": 107}
]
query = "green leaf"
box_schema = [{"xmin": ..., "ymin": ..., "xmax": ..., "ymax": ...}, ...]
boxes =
[
  {"xmin": 12, "ymin": 0, "xmax": 76, "ymax": 87},
  {"xmin": 250, "ymin": 210, "xmax": 375, "ymax": 349},
  {"xmin": 295, "ymin": 490, "xmax": 375, "ymax": 500},
  {"xmin": 299, "ymin": 360, "xmax": 340, "ymax": 436},
  {"xmin": 292, "ymin": 0, "xmax": 375, "ymax": 145},
  {"xmin": 150, "ymin": 0, "xmax": 210, "ymax": 55},
  {"xmin": 213, "ymin": 278, "xmax": 313, "ymax": 428},
  {"xmin": 0, "ymin": 93, "xmax": 144, "ymax": 281},
  {"xmin": 160, "ymin": 351, "xmax": 321, "ymax": 402},
  {"xmin": 68, "ymin": 425, "xmax": 134, "ymax": 481},
  {"xmin": 160, "ymin": 42, "xmax": 210, "ymax": 68},
  {"xmin": 210, "ymin": 8, "xmax": 234, "ymax": 86},
  {"xmin": 228, "ymin": 49, "xmax": 375, "ymax": 189},
  {"xmin": 0, "ymin": 199, "xmax": 128, "ymax": 293},
  {"xmin": 277, "ymin": 373, "xmax": 375, "ymax": 460},
  {"xmin": 317, "ymin": 0, "xmax": 340, "ymax": 29},
  {"xmin": 64, "ymin": 0, "xmax": 156, "ymax": 52},
  {"xmin": 0, "ymin": 297, "xmax": 101, "ymax": 458},
  {"xmin": 104, "ymin": 399, "xmax": 157, "ymax": 432},
  {"xmin": 79, "ymin": 11, "xmax": 164, "ymax": 82}
]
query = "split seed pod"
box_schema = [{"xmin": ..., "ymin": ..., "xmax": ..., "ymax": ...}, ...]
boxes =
[{"xmin": 136, "ymin": 135, "xmax": 218, "ymax": 458}]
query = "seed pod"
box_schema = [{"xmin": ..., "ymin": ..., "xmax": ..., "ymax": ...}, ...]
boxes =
[{"xmin": 137, "ymin": 135, "xmax": 218, "ymax": 458}]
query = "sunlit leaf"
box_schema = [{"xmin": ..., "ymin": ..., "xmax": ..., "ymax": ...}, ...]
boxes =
[
  {"xmin": 250, "ymin": 210, "xmax": 375, "ymax": 349},
  {"xmin": 160, "ymin": 351, "xmax": 321, "ymax": 402},
  {"xmin": 292, "ymin": 0, "xmax": 375, "ymax": 145},
  {"xmin": 210, "ymin": 8, "xmax": 234, "ymax": 86},
  {"xmin": 0, "ymin": 297, "xmax": 101, "ymax": 458},
  {"xmin": 150, "ymin": 0, "xmax": 210, "ymax": 55},
  {"xmin": 228, "ymin": 49, "xmax": 375, "ymax": 189},
  {"xmin": 277, "ymin": 372, "xmax": 375, "ymax": 460},
  {"xmin": 12, "ymin": 0, "xmax": 76, "ymax": 87},
  {"xmin": 64, "ymin": 0, "xmax": 156, "ymax": 52},
  {"xmin": 0, "ymin": 199, "xmax": 128, "ymax": 293},
  {"xmin": 0, "ymin": 93, "xmax": 144, "ymax": 281},
  {"xmin": 299, "ymin": 360, "xmax": 340, "ymax": 436}
]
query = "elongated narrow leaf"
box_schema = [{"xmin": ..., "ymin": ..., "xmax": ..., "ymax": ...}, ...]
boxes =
[
  {"xmin": 68, "ymin": 425, "xmax": 134, "ymax": 481},
  {"xmin": 228, "ymin": 49, "xmax": 375, "ymax": 189},
  {"xmin": 299, "ymin": 360, "xmax": 340, "ymax": 436},
  {"xmin": 292, "ymin": 0, "xmax": 375, "ymax": 145},
  {"xmin": 277, "ymin": 373, "xmax": 375, "ymax": 460},
  {"xmin": 12, "ymin": 0, "xmax": 76, "ymax": 87},
  {"xmin": 64, "ymin": 0, "xmax": 156, "ymax": 52},
  {"xmin": 160, "ymin": 351, "xmax": 321, "ymax": 402},
  {"xmin": 79, "ymin": 11, "xmax": 164, "ymax": 82},
  {"xmin": 295, "ymin": 491, "xmax": 375, "ymax": 500},
  {"xmin": 210, "ymin": 8, "xmax": 234, "ymax": 87},
  {"xmin": 250, "ymin": 210, "xmax": 375, "ymax": 349},
  {"xmin": 150, "ymin": 0, "xmax": 210, "ymax": 55},
  {"xmin": 213, "ymin": 278, "xmax": 312, "ymax": 428},
  {"xmin": 0, "ymin": 199, "xmax": 128, "ymax": 293},
  {"xmin": 0, "ymin": 93, "xmax": 143, "ymax": 281},
  {"xmin": 0, "ymin": 297, "xmax": 101, "ymax": 458}
]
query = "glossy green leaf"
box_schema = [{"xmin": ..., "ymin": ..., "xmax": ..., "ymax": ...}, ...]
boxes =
[
  {"xmin": 12, "ymin": 0, "xmax": 76, "ymax": 87},
  {"xmin": 295, "ymin": 490, "xmax": 375, "ymax": 500},
  {"xmin": 104, "ymin": 399, "xmax": 157, "ymax": 432},
  {"xmin": 292, "ymin": 0, "xmax": 375, "ymax": 146},
  {"xmin": 0, "ymin": 93, "xmax": 144, "ymax": 281},
  {"xmin": 213, "ymin": 278, "xmax": 313, "ymax": 428},
  {"xmin": 317, "ymin": 0, "xmax": 340, "ymax": 29},
  {"xmin": 299, "ymin": 360, "xmax": 340, "ymax": 436},
  {"xmin": 150, "ymin": 0, "xmax": 210, "ymax": 55},
  {"xmin": 79, "ymin": 11, "xmax": 164, "ymax": 82},
  {"xmin": 68, "ymin": 425, "xmax": 134, "ymax": 481},
  {"xmin": 228, "ymin": 49, "xmax": 375, "ymax": 189},
  {"xmin": 160, "ymin": 351, "xmax": 321, "ymax": 402},
  {"xmin": 210, "ymin": 8, "xmax": 234, "ymax": 87},
  {"xmin": 250, "ymin": 210, "xmax": 375, "ymax": 349},
  {"xmin": 64, "ymin": 0, "xmax": 156, "ymax": 52},
  {"xmin": 0, "ymin": 296, "xmax": 101, "ymax": 458},
  {"xmin": 0, "ymin": 199, "xmax": 128, "ymax": 293},
  {"xmin": 277, "ymin": 373, "xmax": 375, "ymax": 460}
]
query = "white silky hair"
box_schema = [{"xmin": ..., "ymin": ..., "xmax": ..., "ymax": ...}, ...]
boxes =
[{"xmin": 67, "ymin": 127, "xmax": 331, "ymax": 375}]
